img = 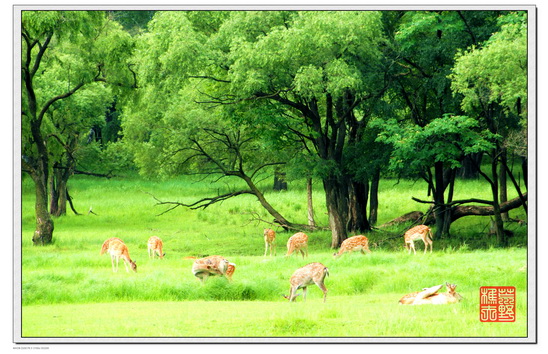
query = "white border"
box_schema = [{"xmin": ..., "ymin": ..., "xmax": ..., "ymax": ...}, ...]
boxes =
[{"xmin": 12, "ymin": 4, "xmax": 537, "ymax": 345}]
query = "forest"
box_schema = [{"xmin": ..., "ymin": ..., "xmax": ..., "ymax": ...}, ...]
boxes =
[{"xmin": 21, "ymin": 10, "xmax": 528, "ymax": 248}]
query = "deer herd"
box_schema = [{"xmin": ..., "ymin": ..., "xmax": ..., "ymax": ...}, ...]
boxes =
[{"xmin": 100, "ymin": 224, "xmax": 462, "ymax": 305}]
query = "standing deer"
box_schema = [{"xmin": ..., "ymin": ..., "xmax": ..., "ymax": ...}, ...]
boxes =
[
  {"xmin": 404, "ymin": 225, "xmax": 433, "ymax": 254},
  {"xmin": 102, "ymin": 238, "xmax": 137, "ymax": 273},
  {"xmin": 147, "ymin": 236, "xmax": 165, "ymax": 259},
  {"xmin": 283, "ymin": 262, "xmax": 329, "ymax": 303},
  {"xmin": 263, "ymin": 228, "xmax": 276, "ymax": 257},
  {"xmin": 285, "ymin": 232, "xmax": 308, "ymax": 258},
  {"xmin": 192, "ymin": 255, "xmax": 233, "ymax": 283},
  {"xmin": 399, "ymin": 283, "xmax": 462, "ymax": 305},
  {"xmin": 333, "ymin": 235, "xmax": 371, "ymax": 258}
]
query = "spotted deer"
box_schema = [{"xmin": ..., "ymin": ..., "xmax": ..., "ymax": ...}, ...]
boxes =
[
  {"xmin": 103, "ymin": 238, "xmax": 137, "ymax": 273},
  {"xmin": 263, "ymin": 228, "xmax": 276, "ymax": 257},
  {"xmin": 404, "ymin": 225, "xmax": 433, "ymax": 254},
  {"xmin": 333, "ymin": 235, "xmax": 371, "ymax": 258},
  {"xmin": 283, "ymin": 262, "xmax": 329, "ymax": 303},
  {"xmin": 147, "ymin": 236, "xmax": 165, "ymax": 259},
  {"xmin": 399, "ymin": 283, "xmax": 462, "ymax": 305},
  {"xmin": 192, "ymin": 255, "xmax": 233, "ymax": 283},
  {"xmin": 285, "ymin": 232, "xmax": 308, "ymax": 258},
  {"xmin": 100, "ymin": 237, "xmax": 123, "ymax": 255}
]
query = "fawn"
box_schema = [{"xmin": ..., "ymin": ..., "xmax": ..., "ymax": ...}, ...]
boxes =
[
  {"xmin": 192, "ymin": 255, "xmax": 233, "ymax": 283},
  {"xmin": 285, "ymin": 232, "xmax": 308, "ymax": 258},
  {"xmin": 103, "ymin": 238, "xmax": 137, "ymax": 273},
  {"xmin": 147, "ymin": 236, "xmax": 165, "ymax": 259},
  {"xmin": 263, "ymin": 228, "xmax": 276, "ymax": 256},
  {"xmin": 399, "ymin": 283, "xmax": 462, "ymax": 305},
  {"xmin": 404, "ymin": 225, "xmax": 433, "ymax": 254},
  {"xmin": 333, "ymin": 235, "xmax": 371, "ymax": 258},
  {"xmin": 283, "ymin": 262, "xmax": 329, "ymax": 303}
]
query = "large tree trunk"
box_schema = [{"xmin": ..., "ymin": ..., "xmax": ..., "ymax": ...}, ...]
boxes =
[
  {"xmin": 323, "ymin": 177, "xmax": 348, "ymax": 248},
  {"xmin": 30, "ymin": 170, "xmax": 54, "ymax": 245},
  {"xmin": 347, "ymin": 180, "xmax": 371, "ymax": 233}
]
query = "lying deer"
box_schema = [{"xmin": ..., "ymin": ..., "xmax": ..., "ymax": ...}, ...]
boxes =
[
  {"xmin": 283, "ymin": 262, "xmax": 329, "ymax": 303},
  {"xmin": 404, "ymin": 225, "xmax": 433, "ymax": 254},
  {"xmin": 285, "ymin": 232, "xmax": 308, "ymax": 258},
  {"xmin": 263, "ymin": 228, "xmax": 276, "ymax": 257},
  {"xmin": 399, "ymin": 283, "xmax": 462, "ymax": 305},
  {"xmin": 192, "ymin": 255, "xmax": 234, "ymax": 283},
  {"xmin": 147, "ymin": 236, "xmax": 165, "ymax": 259},
  {"xmin": 333, "ymin": 235, "xmax": 371, "ymax": 258},
  {"xmin": 101, "ymin": 238, "xmax": 137, "ymax": 273}
]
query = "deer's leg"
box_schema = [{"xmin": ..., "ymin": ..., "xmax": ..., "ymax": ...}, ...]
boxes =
[
  {"xmin": 110, "ymin": 255, "xmax": 116, "ymax": 272},
  {"xmin": 316, "ymin": 282, "xmax": 328, "ymax": 303},
  {"xmin": 302, "ymin": 287, "xmax": 307, "ymax": 302}
]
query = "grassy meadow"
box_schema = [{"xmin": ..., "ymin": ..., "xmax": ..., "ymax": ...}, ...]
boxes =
[{"xmin": 19, "ymin": 175, "xmax": 529, "ymax": 339}]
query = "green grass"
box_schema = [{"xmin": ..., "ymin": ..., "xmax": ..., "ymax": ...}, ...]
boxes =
[{"xmin": 19, "ymin": 175, "xmax": 529, "ymax": 339}]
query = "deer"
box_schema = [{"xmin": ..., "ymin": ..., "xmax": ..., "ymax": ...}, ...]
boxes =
[
  {"xmin": 100, "ymin": 237, "xmax": 124, "ymax": 255},
  {"xmin": 333, "ymin": 235, "xmax": 371, "ymax": 258},
  {"xmin": 263, "ymin": 228, "xmax": 276, "ymax": 256},
  {"xmin": 285, "ymin": 232, "xmax": 308, "ymax": 258},
  {"xmin": 283, "ymin": 262, "xmax": 329, "ymax": 303},
  {"xmin": 403, "ymin": 224, "xmax": 433, "ymax": 254},
  {"xmin": 399, "ymin": 283, "xmax": 462, "ymax": 305},
  {"xmin": 103, "ymin": 238, "xmax": 137, "ymax": 273},
  {"xmin": 192, "ymin": 255, "xmax": 234, "ymax": 283},
  {"xmin": 147, "ymin": 236, "xmax": 165, "ymax": 259}
]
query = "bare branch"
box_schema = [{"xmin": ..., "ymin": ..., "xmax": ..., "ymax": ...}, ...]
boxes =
[{"xmin": 145, "ymin": 190, "xmax": 256, "ymax": 215}]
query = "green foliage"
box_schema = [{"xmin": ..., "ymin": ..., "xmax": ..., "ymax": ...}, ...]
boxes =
[
  {"xmin": 375, "ymin": 114, "xmax": 497, "ymax": 174},
  {"xmin": 450, "ymin": 11, "xmax": 527, "ymax": 119}
]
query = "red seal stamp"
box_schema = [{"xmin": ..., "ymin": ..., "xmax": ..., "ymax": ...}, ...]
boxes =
[{"xmin": 480, "ymin": 286, "xmax": 516, "ymax": 322}]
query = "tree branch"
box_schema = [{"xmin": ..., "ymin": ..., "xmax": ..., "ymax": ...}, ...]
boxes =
[{"xmin": 145, "ymin": 190, "xmax": 256, "ymax": 215}]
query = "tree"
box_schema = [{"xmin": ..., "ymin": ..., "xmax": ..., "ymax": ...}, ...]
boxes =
[
  {"xmin": 377, "ymin": 10, "xmax": 509, "ymax": 238},
  {"xmin": 376, "ymin": 114, "xmax": 498, "ymax": 237},
  {"xmin": 121, "ymin": 11, "xmax": 390, "ymax": 247},
  {"xmin": 450, "ymin": 11, "xmax": 527, "ymax": 245},
  {"xmin": 21, "ymin": 11, "xmax": 135, "ymax": 244}
]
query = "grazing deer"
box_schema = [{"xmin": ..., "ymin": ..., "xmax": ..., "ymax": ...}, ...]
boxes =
[
  {"xmin": 100, "ymin": 237, "xmax": 123, "ymax": 255},
  {"xmin": 404, "ymin": 225, "xmax": 433, "ymax": 254},
  {"xmin": 192, "ymin": 255, "xmax": 233, "ymax": 283},
  {"xmin": 399, "ymin": 283, "xmax": 462, "ymax": 305},
  {"xmin": 263, "ymin": 228, "xmax": 276, "ymax": 256},
  {"xmin": 147, "ymin": 236, "xmax": 165, "ymax": 259},
  {"xmin": 333, "ymin": 235, "xmax": 371, "ymax": 258},
  {"xmin": 104, "ymin": 238, "xmax": 137, "ymax": 273},
  {"xmin": 285, "ymin": 232, "xmax": 308, "ymax": 258},
  {"xmin": 283, "ymin": 262, "xmax": 329, "ymax": 303}
]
